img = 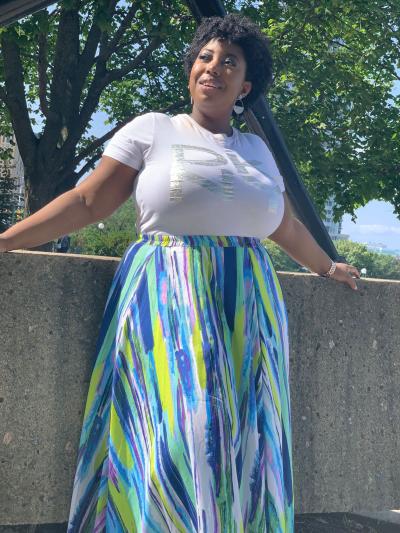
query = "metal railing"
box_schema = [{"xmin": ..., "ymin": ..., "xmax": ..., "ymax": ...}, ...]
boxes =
[{"xmin": 0, "ymin": 0, "xmax": 54, "ymax": 26}]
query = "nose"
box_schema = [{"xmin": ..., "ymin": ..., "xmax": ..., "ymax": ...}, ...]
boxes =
[{"xmin": 206, "ymin": 58, "xmax": 221, "ymax": 76}]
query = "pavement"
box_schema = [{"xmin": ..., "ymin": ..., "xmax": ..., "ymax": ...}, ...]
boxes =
[
  {"xmin": 1, "ymin": 514, "xmax": 400, "ymax": 532},
  {"xmin": 296, "ymin": 513, "xmax": 400, "ymax": 532}
]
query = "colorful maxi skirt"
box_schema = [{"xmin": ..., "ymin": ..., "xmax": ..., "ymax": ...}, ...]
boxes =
[{"xmin": 67, "ymin": 234, "xmax": 293, "ymax": 532}]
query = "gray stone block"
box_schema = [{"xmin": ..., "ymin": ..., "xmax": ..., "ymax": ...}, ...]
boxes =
[
  {"xmin": 1, "ymin": 251, "xmax": 399, "ymax": 525},
  {"xmin": 0, "ymin": 251, "xmax": 118, "ymax": 524},
  {"xmin": 280, "ymin": 273, "xmax": 400, "ymax": 513}
]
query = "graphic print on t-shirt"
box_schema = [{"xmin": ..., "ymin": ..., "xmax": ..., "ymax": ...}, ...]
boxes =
[{"xmin": 169, "ymin": 144, "xmax": 280, "ymax": 203}]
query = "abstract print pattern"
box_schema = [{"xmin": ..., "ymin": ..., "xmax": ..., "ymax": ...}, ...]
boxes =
[{"xmin": 67, "ymin": 234, "xmax": 293, "ymax": 532}]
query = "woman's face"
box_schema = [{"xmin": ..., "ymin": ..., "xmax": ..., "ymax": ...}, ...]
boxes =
[{"xmin": 189, "ymin": 38, "xmax": 252, "ymax": 115}]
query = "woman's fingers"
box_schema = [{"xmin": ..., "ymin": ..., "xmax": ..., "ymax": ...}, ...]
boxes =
[
  {"xmin": 346, "ymin": 273, "xmax": 358, "ymax": 290},
  {"xmin": 332, "ymin": 263, "xmax": 359, "ymax": 290},
  {"xmin": 348, "ymin": 265, "xmax": 361, "ymax": 278}
]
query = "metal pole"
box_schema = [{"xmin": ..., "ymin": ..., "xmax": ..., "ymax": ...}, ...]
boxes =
[
  {"xmin": 184, "ymin": 0, "xmax": 341, "ymax": 261},
  {"xmin": 0, "ymin": 0, "xmax": 55, "ymax": 27}
]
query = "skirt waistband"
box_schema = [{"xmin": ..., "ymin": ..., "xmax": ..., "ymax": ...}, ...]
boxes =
[{"xmin": 137, "ymin": 233, "xmax": 262, "ymax": 248}]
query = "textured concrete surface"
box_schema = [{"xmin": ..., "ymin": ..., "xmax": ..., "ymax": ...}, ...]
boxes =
[
  {"xmin": 281, "ymin": 273, "xmax": 400, "ymax": 514},
  {"xmin": 0, "ymin": 251, "xmax": 119, "ymax": 525},
  {"xmin": 0, "ymin": 250, "xmax": 400, "ymax": 525}
]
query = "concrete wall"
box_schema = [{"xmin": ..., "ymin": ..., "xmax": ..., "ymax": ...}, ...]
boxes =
[{"xmin": 1, "ymin": 250, "xmax": 399, "ymax": 525}]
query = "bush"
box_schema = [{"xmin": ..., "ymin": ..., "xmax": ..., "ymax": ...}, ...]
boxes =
[
  {"xmin": 262, "ymin": 239, "xmax": 304, "ymax": 273},
  {"xmin": 336, "ymin": 240, "xmax": 400, "ymax": 280},
  {"xmin": 262, "ymin": 237, "xmax": 400, "ymax": 280},
  {"xmin": 69, "ymin": 200, "xmax": 137, "ymax": 257},
  {"xmin": 69, "ymin": 208, "xmax": 400, "ymax": 281}
]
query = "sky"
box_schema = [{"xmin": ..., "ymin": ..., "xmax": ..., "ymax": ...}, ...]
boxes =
[{"xmin": 342, "ymin": 201, "xmax": 400, "ymax": 250}]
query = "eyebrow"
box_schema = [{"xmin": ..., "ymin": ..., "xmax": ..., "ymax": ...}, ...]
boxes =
[{"xmin": 202, "ymin": 48, "xmax": 240, "ymax": 60}]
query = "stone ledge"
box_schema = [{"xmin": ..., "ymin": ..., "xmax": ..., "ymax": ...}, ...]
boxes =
[{"xmin": 1, "ymin": 251, "xmax": 399, "ymax": 524}]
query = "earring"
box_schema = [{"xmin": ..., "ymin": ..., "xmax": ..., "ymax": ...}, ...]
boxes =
[
  {"xmin": 233, "ymin": 94, "xmax": 245, "ymax": 115},
  {"xmin": 190, "ymin": 95, "xmax": 193, "ymax": 105}
]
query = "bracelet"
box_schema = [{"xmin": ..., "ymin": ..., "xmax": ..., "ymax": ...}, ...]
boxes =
[{"xmin": 320, "ymin": 260, "xmax": 337, "ymax": 278}]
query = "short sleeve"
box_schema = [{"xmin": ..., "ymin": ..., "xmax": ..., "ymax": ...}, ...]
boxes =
[
  {"xmin": 102, "ymin": 112, "xmax": 155, "ymax": 170},
  {"xmin": 254, "ymin": 136, "xmax": 285, "ymax": 193}
]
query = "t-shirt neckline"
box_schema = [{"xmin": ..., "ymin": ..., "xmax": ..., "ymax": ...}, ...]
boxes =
[{"xmin": 182, "ymin": 113, "xmax": 237, "ymax": 144}]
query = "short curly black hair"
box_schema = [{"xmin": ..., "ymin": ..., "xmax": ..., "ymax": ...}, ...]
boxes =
[{"xmin": 183, "ymin": 14, "xmax": 273, "ymax": 109}]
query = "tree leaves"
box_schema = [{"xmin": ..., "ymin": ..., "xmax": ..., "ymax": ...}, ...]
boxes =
[
  {"xmin": 239, "ymin": 0, "xmax": 400, "ymax": 219},
  {"xmin": 0, "ymin": 0, "xmax": 399, "ymax": 226},
  {"xmin": 264, "ymin": 237, "xmax": 400, "ymax": 280}
]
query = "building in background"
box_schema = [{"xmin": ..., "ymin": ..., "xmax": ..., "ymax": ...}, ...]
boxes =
[
  {"xmin": 323, "ymin": 194, "xmax": 347, "ymax": 241},
  {"xmin": 0, "ymin": 133, "xmax": 24, "ymax": 222}
]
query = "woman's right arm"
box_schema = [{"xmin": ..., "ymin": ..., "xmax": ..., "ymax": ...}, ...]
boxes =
[{"xmin": 0, "ymin": 156, "xmax": 139, "ymax": 252}]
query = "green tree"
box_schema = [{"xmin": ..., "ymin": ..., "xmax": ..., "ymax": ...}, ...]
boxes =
[
  {"xmin": 266, "ymin": 238, "xmax": 400, "ymax": 280},
  {"xmin": 263, "ymin": 238, "xmax": 304, "ymax": 273},
  {"xmin": 69, "ymin": 198, "xmax": 136, "ymax": 257},
  {"xmin": 1, "ymin": 0, "xmax": 399, "ymax": 253},
  {"xmin": 240, "ymin": 0, "xmax": 400, "ymax": 221},
  {"xmin": 0, "ymin": 0, "xmax": 195, "ymax": 249},
  {"xmin": 336, "ymin": 239, "xmax": 400, "ymax": 280}
]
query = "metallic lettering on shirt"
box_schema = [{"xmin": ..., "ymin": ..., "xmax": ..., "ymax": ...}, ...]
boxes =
[
  {"xmin": 174, "ymin": 144, "xmax": 228, "ymax": 166},
  {"xmin": 227, "ymin": 153, "xmax": 281, "ymax": 191},
  {"xmin": 169, "ymin": 144, "xmax": 184, "ymax": 201},
  {"xmin": 170, "ymin": 144, "xmax": 228, "ymax": 201},
  {"xmin": 169, "ymin": 144, "xmax": 279, "ymax": 202},
  {"xmin": 225, "ymin": 152, "xmax": 254, "ymax": 174},
  {"xmin": 220, "ymin": 169, "xmax": 234, "ymax": 200},
  {"xmin": 171, "ymin": 169, "xmax": 222, "ymax": 201}
]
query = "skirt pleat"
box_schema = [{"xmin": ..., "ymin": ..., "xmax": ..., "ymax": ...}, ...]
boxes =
[{"xmin": 67, "ymin": 234, "xmax": 293, "ymax": 533}]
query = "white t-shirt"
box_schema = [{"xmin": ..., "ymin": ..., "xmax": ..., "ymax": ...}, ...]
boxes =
[{"xmin": 103, "ymin": 112, "xmax": 285, "ymax": 239}]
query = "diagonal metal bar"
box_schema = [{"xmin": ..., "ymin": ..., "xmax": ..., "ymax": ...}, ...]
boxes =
[
  {"xmin": 184, "ymin": 0, "xmax": 340, "ymax": 260},
  {"xmin": 0, "ymin": 0, "xmax": 55, "ymax": 27}
]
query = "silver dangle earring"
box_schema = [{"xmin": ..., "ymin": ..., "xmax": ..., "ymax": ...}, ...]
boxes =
[
  {"xmin": 190, "ymin": 95, "xmax": 193, "ymax": 105},
  {"xmin": 233, "ymin": 94, "xmax": 245, "ymax": 115}
]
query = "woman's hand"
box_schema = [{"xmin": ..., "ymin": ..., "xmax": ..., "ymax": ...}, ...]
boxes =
[
  {"xmin": 269, "ymin": 194, "xmax": 361, "ymax": 291},
  {"xmin": 0, "ymin": 235, "xmax": 9, "ymax": 253},
  {"xmin": 329, "ymin": 262, "xmax": 360, "ymax": 290}
]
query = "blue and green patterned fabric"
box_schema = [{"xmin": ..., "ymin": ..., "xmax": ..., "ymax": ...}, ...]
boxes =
[{"xmin": 67, "ymin": 234, "xmax": 293, "ymax": 532}]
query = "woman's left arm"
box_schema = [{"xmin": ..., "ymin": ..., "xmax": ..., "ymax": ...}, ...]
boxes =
[{"xmin": 268, "ymin": 193, "xmax": 360, "ymax": 290}]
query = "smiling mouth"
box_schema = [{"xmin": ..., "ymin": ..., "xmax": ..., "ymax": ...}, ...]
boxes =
[{"xmin": 200, "ymin": 81, "xmax": 222, "ymax": 89}]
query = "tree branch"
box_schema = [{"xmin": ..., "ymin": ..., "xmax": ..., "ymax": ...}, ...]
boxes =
[
  {"xmin": 61, "ymin": 27, "xmax": 164, "ymax": 161},
  {"xmin": 42, "ymin": 0, "xmax": 81, "ymax": 149},
  {"xmin": 38, "ymin": 28, "xmax": 49, "ymax": 117},
  {"xmin": 48, "ymin": 0, "xmax": 119, "ymax": 163},
  {"xmin": 0, "ymin": 29, "xmax": 37, "ymax": 171},
  {"xmin": 74, "ymin": 151, "xmax": 102, "ymax": 182},
  {"xmin": 98, "ymin": 1, "xmax": 141, "ymax": 61},
  {"xmin": 97, "ymin": 0, "xmax": 119, "ymax": 58},
  {"xmin": 77, "ymin": 20, "xmax": 102, "ymax": 75},
  {"xmin": 105, "ymin": 31, "xmax": 163, "ymax": 84},
  {"xmin": 71, "ymin": 98, "xmax": 190, "ymax": 170},
  {"xmin": 77, "ymin": 1, "xmax": 112, "ymax": 83}
]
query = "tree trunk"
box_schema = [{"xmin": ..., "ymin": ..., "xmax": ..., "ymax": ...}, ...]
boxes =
[{"xmin": 24, "ymin": 175, "xmax": 58, "ymax": 252}]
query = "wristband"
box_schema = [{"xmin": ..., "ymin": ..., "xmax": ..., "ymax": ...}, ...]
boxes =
[{"xmin": 320, "ymin": 260, "xmax": 337, "ymax": 278}]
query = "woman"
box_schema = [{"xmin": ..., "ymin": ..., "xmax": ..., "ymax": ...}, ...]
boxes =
[{"xmin": 0, "ymin": 14, "xmax": 359, "ymax": 532}]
